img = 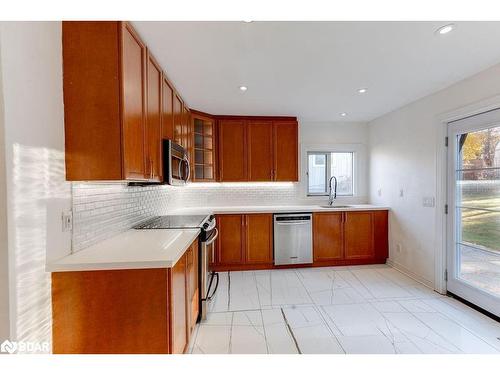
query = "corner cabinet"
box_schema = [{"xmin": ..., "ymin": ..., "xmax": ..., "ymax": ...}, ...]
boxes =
[
  {"xmin": 217, "ymin": 118, "xmax": 299, "ymax": 182},
  {"xmin": 52, "ymin": 238, "xmax": 199, "ymax": 354},
  {"xmin": 192, "ymin": 112, "xmax": 217, "ymax": 181}
]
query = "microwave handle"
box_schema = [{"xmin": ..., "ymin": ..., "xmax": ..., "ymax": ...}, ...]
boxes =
[{"xmin": 183, "ymin": 158, "xmax": 191, "ymax": 182}]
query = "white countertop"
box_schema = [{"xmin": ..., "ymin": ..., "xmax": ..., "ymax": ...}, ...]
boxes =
[
  {"xmin": 47, "ymin": 228, "xmax": 200, "ymax": 272},
  {"xmin": 171, "ymin": 204, "xmax": 390, "ymax": 215},
  {"xmin": 47, "ymin": 204, "xmax": 388, "ymax": 273}
]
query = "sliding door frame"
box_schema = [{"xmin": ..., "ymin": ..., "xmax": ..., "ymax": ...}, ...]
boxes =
[{"xmin": 435, "ymin": 94, "xmax": 500, "ymax": 299}]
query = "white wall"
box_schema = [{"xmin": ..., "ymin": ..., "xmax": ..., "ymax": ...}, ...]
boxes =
[
  {"xmin": 0, "ymin": 34, "xmax": 9, "ymax": 342},
  {"xmin": 369, "ymin": 62, "xmax": 500, "ymax": 287},
  {"xmin": 0, "ymin": 21, "xmax": 70, "ymax": 351},
  {"xmin": 300, "ymin": 121, "xmax": 369, "ymax": 203}
]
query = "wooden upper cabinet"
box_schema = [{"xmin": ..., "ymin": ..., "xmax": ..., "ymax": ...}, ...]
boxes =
[
  {"xmin": 245, "ymin": 214, "xmax": 273, "ymax": 264},
  {"xmin": 146, "ymin": 52, "xmax": 162, "ymax": 182},
  {"xmin": 273, "ymin": 121, "xmax": 299, "ymax": 181},
  {"xmin": 313, "ymin": 212, "xmax": 344, "ymax": 263},
  {"xmin": 247, "ymin": 121, "xmax": 274, "ymax": 181},
  {"xmin": 121, "ymin": 22, "xmax": 147, "ymax": 180},
  {"xmin": 215, "ymin": 117, "xmax": 298, "ymax": 183},
  {"xmin": 170, "ymin": 253, "xmax": 187, "ymax": 354},
  {"xmin": 63, "ymin": 22, "xmax": 122, "ymax": 180},
  {"xmin": 344, "ymin": 211, "xmax": 375, "ymax": 260},
  {"xmin": 192, "ymin": 112, "xmax": 216, "ymax": 181},
  {"xmin": 217, "ymin": 214, "xmax": 245, "ymax": 265},
  {"xmin": 173, "ymin": 95, "xmax": 183, "ymax": 145},
  {"xmin": 63, "ymin": 21, "xmax": 192, "ymax": 182},
  {"xmin": 162, "ymin": 77, "xmax": 174, "ymax": 140},
  {"xmin": 218, "ymin": 120, "xmax": 247, "ymax": 181}
]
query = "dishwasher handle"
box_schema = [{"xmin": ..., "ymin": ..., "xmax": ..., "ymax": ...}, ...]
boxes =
[{"xmin": 275, "ymin": 221, "xmax": 311, "ymax": 225}]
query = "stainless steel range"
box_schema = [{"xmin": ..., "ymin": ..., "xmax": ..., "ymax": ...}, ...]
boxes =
[{"xmin": 134, "ymin": 214, "xmax": 219, "ymax": 321}]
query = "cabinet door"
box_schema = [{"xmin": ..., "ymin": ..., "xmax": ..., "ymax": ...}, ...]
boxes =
[
  {"xmin": 218, "ymin": 120, "xmax": 247, "ymax": 181},
  {"xmin": 182, "ymin": 105, "xmax": 190, "ymax": 149},
  {"xmin": 146, "ymin": 53, "xmax": 162, "ymax": 181},
  {"xmin": 247, "ymin": 121, "xmax": 273, "ymax": 181},
  {"xmin": 273, "ymin": 121, "xmax": 298, "ymax": 181},
  {"xmin": 173, "ymin": 95, "xmax": 182, "ymax": 145},
  {"xmin": 186, "ymin": 240, "xmax": 199, "ymax": 335},
  {"xmin": 245, "ymin": 214, "xmax": 273, "ymax": 264},
  {"xmin": 170, "ymin": 253, "xmax": 187, "ymax": 354},
  {"xmin": 344, "ymin": 211, "xmax": 375, "ymax": 260},
  {"xmin": 121, "ymin": 22, "xmax": 147, "ymax": 180},
  {"xmin": 192, "ymin": 114, "xmax": 216, "ymax": 181},
  {"xmin": 217, "ymin": 214, "xmax": 245, "ymax": 265},
  {"xmin": 313, "ymin": 212, "xmax": 344, "ymax": 262},
  {"xmin": 162, "ymin": 77, "xmax": 174, "ymax": 140}
]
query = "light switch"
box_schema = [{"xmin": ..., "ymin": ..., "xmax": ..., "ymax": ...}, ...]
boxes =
[{"xmin": 423, "ymin": 197, "xmax": 435, "ymax": 207}]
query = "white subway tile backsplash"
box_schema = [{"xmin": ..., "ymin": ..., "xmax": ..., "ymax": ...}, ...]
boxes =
[
  {"xmin": 72, "ymin": 181, "xmax": 366, "ymax": 252},
  {"xmin": 71, "ymin": 183, "xmax": 182, "ymax": 252}
]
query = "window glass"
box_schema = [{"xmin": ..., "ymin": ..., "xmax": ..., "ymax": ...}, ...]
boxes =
[
  {"xmin": 307, "ymin": 151, "xmax": 354, "ymax": 196},
  {"xmin": 308, "ymin": 153, "xmax": 327, "ymax": 194},
  {"xmin": 331, "ymin": 152, "xmax": 353, "ymax": 196}
]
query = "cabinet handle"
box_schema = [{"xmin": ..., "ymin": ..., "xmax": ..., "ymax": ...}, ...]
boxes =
[{"xmin": 150, "ymin": 160, "xmax": 154, "ymax": 179}]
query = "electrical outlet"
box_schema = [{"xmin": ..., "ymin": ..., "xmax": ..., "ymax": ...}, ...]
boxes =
[
  {"xmin": 62, "ymin": 210, "xmax": 73, "ymax": 232},
  {"xmin": 399, "ymin": 189, "xmax": 404, "ymax": 198},
  {"xmin": 377, "ymin": 188, "xmax": 382, "ymax": 197},
  {"xmin": 396, "ymin": 243, "xmax": 402, "ymax": 253}
]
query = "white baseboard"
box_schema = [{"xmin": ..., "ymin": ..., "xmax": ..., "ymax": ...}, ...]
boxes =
[{"xmin": 386, "ymin": 258, "xmax": 438, "ymax": 292}]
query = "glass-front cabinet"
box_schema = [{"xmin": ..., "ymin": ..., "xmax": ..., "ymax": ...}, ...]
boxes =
[{"xmin": 192, "ymin": 113, "xmax": 216, "ymax": 181}]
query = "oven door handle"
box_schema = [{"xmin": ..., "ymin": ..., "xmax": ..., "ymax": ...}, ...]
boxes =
[{"xmin": 205, "ymin": 228, "xmax": 219, "ymax": 246}]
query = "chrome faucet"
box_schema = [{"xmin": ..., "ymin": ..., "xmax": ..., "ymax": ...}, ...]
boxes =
[{"xmin": 328, "ymin": 176, "xmax": 338, "ymax": 206}]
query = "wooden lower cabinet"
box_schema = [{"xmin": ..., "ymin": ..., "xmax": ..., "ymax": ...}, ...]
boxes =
[
  {"xmin": 313, "ymin": 210, "xmax": 389, "ymax": 266},
  {"xmin": 313, "ymin": 212, "xmax": 344, "ymax": 264},
  {"xmin": 170, "ymin": 252, "xmax": 187, "ymax": 354},
  {"xmin": 52, "ymin": 239, "xmax": 199, "ymax": 354},
  {"xmin": 186, "ymin": 239, "xmax": 199, "ymax": 337},
  {"xmin": 217, "ymin": 214, "xmax": 245, "ymax": 265},
  {"xmin": 215, "ymin": 213, "xmax": 274, "ymax": 270},
  {"xmin": 245, "ymin": 214, "xmax": 273, "ymax": 264}
]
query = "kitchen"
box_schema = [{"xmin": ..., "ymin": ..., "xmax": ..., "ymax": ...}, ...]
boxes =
[{"xmin": 1, "ymin": 8, "xmax": 500, "ymax": 368}]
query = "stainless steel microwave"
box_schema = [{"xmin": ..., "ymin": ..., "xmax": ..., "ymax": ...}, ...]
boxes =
[{"xmin": 163, "ymin": 139, "xmax": 190, "ymax": 185}]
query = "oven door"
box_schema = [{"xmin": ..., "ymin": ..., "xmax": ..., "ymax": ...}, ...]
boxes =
[{"xmin": 200, "ymin": 228, "xmax": 219, "ymax": 320}]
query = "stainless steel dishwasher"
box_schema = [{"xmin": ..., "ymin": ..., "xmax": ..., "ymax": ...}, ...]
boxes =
[{"xmin": 273, "ymin": 213, "xmax": 313, "ymax": 265}]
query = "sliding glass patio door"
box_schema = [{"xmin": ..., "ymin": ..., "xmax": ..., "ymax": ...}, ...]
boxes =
[{"xmin": 447, "ymin": 109, "xmax": 500, "ymax": 317}]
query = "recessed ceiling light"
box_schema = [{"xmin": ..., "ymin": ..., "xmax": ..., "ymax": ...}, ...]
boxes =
[
  {"xmin": 243, "ymin": 20, "xmax": 253, "ymax": 23},
  {"xmin": 340, "ymin": 112, "xmax": 347, "ymax": 117},
  {"xmin": 239, "ymin": 86, "xmax": 248, "ymax": 92},
  {"xmin": 436, "ymin": 23, "xmax": 455, "ymax": 35},
  {"xmin": 357, "ymin": 88, "xmax": 367, "ymax": 94}
]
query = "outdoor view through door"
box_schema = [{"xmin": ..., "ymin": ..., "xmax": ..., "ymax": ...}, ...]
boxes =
[{"xmin": 449, "ymin": 114, "xmax": 500, "ymax": 316}]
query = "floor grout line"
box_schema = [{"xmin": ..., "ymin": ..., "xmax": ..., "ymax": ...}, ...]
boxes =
[{"xmin": 280, "ymin": 307, "xmax": 302, "ymax": 354}]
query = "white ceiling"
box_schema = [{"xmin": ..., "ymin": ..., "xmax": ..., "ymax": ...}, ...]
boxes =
[{"xmin": 133, "ymin": 21, "xmax": 500, "ymax": 122}]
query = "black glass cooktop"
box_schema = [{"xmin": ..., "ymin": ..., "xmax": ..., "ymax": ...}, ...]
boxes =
[{"xmin": 134, "ymin": 215, "xmax": 210, "ymax": 229}]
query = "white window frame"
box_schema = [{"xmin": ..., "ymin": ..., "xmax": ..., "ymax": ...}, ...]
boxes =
[
  {"xmin": 301, "ymin": 143, "xmax": 366, "ymax": 200},
  {"xmin": 306, "ymin": 151, "xmax": 355, "ymax": 196}
]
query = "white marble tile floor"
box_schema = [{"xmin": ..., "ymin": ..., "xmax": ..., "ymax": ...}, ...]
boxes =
[{"xmin": 189, "ymin": 265, "xmax": 500, "ymax": 354}]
